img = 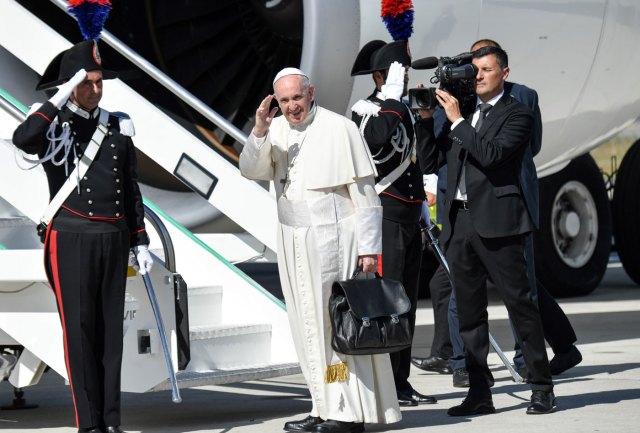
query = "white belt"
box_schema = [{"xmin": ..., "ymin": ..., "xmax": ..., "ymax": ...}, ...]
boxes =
[{"xmin": 277, "ymin": 194, "xmax": 355, "ymax": 228}]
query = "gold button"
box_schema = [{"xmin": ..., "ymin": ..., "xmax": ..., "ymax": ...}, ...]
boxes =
[
  {"xmin": 115, "ymin": 213, "xmax": 120, "ymax": 217},
  {"xmin": 89, "ymin": 212, "xmax": 93, "ymax": 216},
  {"xmin": 88, "ymin": 200, "xmax": 93, "ymax": 204}
]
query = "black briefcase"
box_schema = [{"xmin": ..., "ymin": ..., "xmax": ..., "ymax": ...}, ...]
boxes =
[{"xmin": 329, "ymin": 269, "xmax": 412, "ymax": 355}]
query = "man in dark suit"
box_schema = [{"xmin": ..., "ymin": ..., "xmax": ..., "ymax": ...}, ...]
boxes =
[
  {"xmin": 429, "ymin": 45, "xmax": 555, "ymax": 415},
  {"xmin": 413, "ymin": 40, "xmax": 581, "ymax": 385}
]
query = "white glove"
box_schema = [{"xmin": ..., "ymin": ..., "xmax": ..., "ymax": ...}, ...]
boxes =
[
  {"xmin": 380, "ymin": 61, "xmax": 405, "ymax": 101},
  {"xmin": 49, "ymin": 69, "xmax": 87, "ymax": 109},
  {"xmin": 131, "ymin": 245, "xmax": 153, "ymax": 275}
]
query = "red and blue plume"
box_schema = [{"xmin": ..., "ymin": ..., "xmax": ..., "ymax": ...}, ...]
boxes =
[
  {"xmin": 67, "ymin": 0, "xmax": 112, "ymax": 40},
  {"xmin": 381, "ymin": 0, "xmax": 414, "ymax": 41}
]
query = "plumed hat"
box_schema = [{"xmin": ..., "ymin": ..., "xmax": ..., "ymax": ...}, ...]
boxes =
[
  {"xmin": 36, "ymin": 40, "xmax": 118, "ymax": 90},
  {"xmin": 350, "ymin": 39, "xmax": 411, "ymax": 76},
  {"xmin": 36, "ymin": 0, "xmax": 116, "ymax": 90}
]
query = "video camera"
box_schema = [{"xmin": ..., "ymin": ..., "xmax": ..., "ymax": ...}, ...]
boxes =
[{"xmin": 408, "ymin": 52, "xmax": 478, "ymax": 113}]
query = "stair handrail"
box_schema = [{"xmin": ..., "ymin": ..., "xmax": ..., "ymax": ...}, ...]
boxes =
[
  {"xmin": 50, "ymin": 0, "xmax": 248, "ymax": 146},
  {"xmin": 0, "ymin": 87, "xmax": 28, "ymax": 122},
  {"xmin": 143, "ymin": 203, "xmax": 176, "ymax": 273}
]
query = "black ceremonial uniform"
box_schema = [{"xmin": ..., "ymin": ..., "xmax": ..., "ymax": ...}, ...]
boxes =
[
  {"xmin": 352, "ymin": 92, "xmax": 436, "ymax": 395},
  {"xmin": 13, "ymin": 99, "xmax": 148, "ymax": 429}
]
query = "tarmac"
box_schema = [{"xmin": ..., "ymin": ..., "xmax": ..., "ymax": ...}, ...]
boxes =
[{"xmin": 1, "ymin": 261, "xmax": 639, "ymax": 433}]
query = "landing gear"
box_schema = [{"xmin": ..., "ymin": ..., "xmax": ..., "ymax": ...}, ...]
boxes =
[
  {"xmin": 612, "ymin": 139, "xmax": 640, "ymax": 286},
  {"xmin": 536, "ymin": 154, "xmax": 612, "ymax": 297}
]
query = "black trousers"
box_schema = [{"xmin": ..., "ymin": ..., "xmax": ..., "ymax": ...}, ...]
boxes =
[
  {"xmin": 428, "ymin": 265, "xmax": 453, "ymax": 359},
  {"xmin": 382, "ymin": 218, "xmax": 423, "ymax": 394},
  {"xmin": 45, "ymin": 227, "xmax": 129, "ymax": 429},
  {"xmin": 446, "ymin": 209, "xmax": 553, "ymax": 394},
  {"xmin": 512, "ymin": 233, "xmax": 578, "ymax": 368}
]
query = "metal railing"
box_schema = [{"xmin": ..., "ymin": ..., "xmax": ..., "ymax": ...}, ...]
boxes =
[
  {"xmin": 0, "ymin": 88, "xmax": 28, "ymax": 122},
  {"xmin": 51, "ymin": 0, "xmax": 248, "ymax": 145}
]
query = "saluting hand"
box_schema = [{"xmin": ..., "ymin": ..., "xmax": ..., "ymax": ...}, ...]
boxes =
[{"xmin": 253, "ymin": 94, "xmax": 279, "ymax": 138}]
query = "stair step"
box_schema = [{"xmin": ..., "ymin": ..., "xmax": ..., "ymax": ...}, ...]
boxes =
[
  {"xmin": 151, "ymin": 362, "xmax": 301, "ymax": 390},
  {"xmin": 187, "ymin": 324, "xmax": 272, "ymax": 371},
  {"xmin": 190, "ymin": 323, "xmax": 271, "ymax": 340},
  {"xmin": 187, "ymin": 285, "xmax": 223, "ymax": 327}
]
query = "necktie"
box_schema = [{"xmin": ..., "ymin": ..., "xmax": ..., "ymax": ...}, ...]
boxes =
[{"xmin": 475, "ymin": 103, "xmax": 492, "ymax": 132}]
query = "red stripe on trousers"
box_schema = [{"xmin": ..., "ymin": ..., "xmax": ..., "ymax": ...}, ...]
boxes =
[
  {"xmin": 377, "ymin": 254, "xmax": 383, "ymax": 275},
  {"xmin": 48, "ymin": 230, "xmax": 80, "ymax": 428}
]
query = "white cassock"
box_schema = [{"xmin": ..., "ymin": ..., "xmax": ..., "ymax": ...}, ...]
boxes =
[{"xmin": 240, "ymin": 105, "xmax": 401, "ymax": 424}]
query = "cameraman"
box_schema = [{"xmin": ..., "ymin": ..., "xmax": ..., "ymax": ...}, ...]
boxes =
[
  {"xmin": 426, "ymin": 45, "xmax": 555, "ymax": 416},
  {"xmin": 414, "ymin": 39, "xmax": 581, "ymax": 386},
  {"xmin": 350, "ymin": 39, "xmax": 438, "ymax": 408}
]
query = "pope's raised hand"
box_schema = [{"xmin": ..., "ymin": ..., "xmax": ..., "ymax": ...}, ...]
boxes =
[{"xmin": 253, "ymin": 94, "xmax": 279, "ymax": 138}]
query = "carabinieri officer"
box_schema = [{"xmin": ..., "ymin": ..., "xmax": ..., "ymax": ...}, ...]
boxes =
[{"xmin": 13, "ymin": 40, "xmax": 153, "ymax": 433}]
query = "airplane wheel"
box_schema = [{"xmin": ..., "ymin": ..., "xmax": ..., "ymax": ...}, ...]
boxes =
[
  {"xmin": 612, "ymin": 139, "xmax": 640, "ymax": 286},
  {"xmin": 535, "ymin": 154, "xmax": 612, "ymax": 297}
]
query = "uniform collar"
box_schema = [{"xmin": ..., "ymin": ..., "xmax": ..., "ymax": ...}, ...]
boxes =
[{"xmin": 65, "ymin": 100, "xmax": 100, "ymax": 119}]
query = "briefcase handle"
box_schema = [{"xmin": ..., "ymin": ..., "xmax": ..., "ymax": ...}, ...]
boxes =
[{"xmin": 351, "ymin": 266, "xmax": 381, "ymax": 280}]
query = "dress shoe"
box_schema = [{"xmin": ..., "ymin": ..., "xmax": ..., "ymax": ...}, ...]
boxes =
[
  {"xmin": 452, "ymin": 368, "xmax": 470, "ymax": 388},
  {"xmin": 526, "ymin": 390, "xmax": 556, "ymax": 414},
  {"xmin": 284, "ymin": 415, "xmax": 324, "ymax": 432},
  {"xmin": 104, "ymin": 427, "xmax": 125, "ymax": 433},
  {"xmin": 312, "ymin": 420, "xmax": 365, "ymax": 433},
  {"xmin": 397, "ymin": 392, "xmax": 418, "ymax": 407},
  {"xmin": 447, "ymin": 395, "xmax": 495, "ymax": 416},
  {"xmin": 397, "ymin": 389, "xmax": 437, "ymax": 406},
  {"xmin": 409, "ymin": 389, "xmax": 437, "ymax": 404},
  {"xmin": 550, "ymin": 346, "xmax": 582, "ymax": 375},
  {"xmin": 78, "ymin": 428, "xmax": 102, "ymax": 433},
  {"xmin": 411, "ymin": 356, "xmax": 452, "ymax": 374}
]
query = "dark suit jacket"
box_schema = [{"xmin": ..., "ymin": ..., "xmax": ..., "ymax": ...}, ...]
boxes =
[
  {"xmin": 433, "ymin": 82, "xmax": 542, "ymax": 227},
  {"xmin": 505, "ymin": 82, "xmax": 542, "ymax": 228},
  {"xmin": 431, "ymin": 93, "xmax": 535, "ymax": 244}
]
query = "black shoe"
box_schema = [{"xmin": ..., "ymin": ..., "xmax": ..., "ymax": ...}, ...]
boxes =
[
  {"xmin": 284, "ymin": 415, "xmax": 324, "ymax": 432},
  {"xmin": 447, "ymin": 395, "xmax": 495, "ymax": 416},
  {"xmin": 397, "ymin": 389, "xmax": 437, "ymax": 406},
  {"xmin": 452, "ymin": 368, "xmax": 470, "ymax": 388},
  {"xmin": 409, "ymin": 389, "xmax": 437, "ymax": 404},
  {"xmin": 526, "ymin": 390, "xmax": 556, "ymax": 414},
  {"xmin": 78, "ymin": 428, "xmax": 102, "ymax": 433},
  {"xmin": 311, "ymin": 420, "xmax": 365, "ymax": 433},
  {"xmin": 550, "ymin": 346, "xmax": 582, "ymax": 375},
  {"xmin": 104, "ymin": 427, "xmax": 124, "ymax": 433},
  {"xmin": 411, "ymin": 356, "xmax": 452, "ymax": 374},
  {"xmin": 397, "ymin": 392, "xmax": 418, "ymax": 407}
]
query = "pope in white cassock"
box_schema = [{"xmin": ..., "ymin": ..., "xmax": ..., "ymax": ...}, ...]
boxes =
[{"xmin": 240, "ymin": 68, "xmax": 401, "ymax": 433}]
